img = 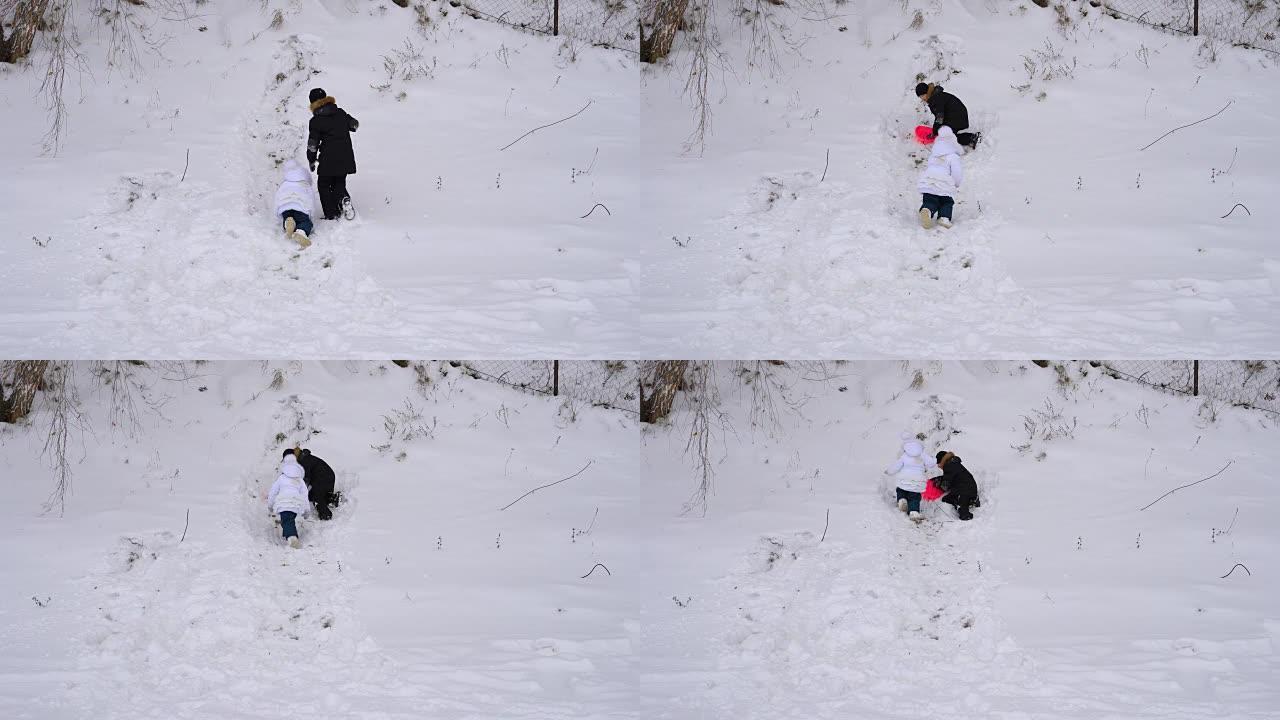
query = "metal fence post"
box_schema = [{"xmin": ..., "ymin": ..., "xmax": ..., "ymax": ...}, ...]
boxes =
[
  {"xmin": 553, "ymin": 360, "xmax": 560, "ymax": 397},
  {"xmin": 1193, "ymin": 0, "xmax": 1199, "ymax": 36},
  {"xmin": 1192, "ymin": 360, "xmax": 1200, "ymax": 396},
  {"xmin": 553, "ymin": 0, "xmax": 559, "ymax": 36}
]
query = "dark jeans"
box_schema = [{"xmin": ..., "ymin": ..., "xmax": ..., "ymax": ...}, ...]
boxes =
[
  {"xmin": 921, "ymin": 193, "xmax": 955, "ymax": 221},
  {"xmin": 279, "ymin": 511, "xmax": 298, "ymax": 539},
  {"xmin": 310, "ymin": 490, "xmax": 341, "ymax": 521},
  {"xmin": 281, "ymin": 210, "xmax": 313, "ymax": 236},
  {"xmin": 317, "ymin": 175, "xmax": 350, "ymax": 220},
  {"xmin": 942, "ymin": 495, "xmax": 976, "ymax": 521},
  {"xmin": 896, "ymin": 488, "xmax": 922, "ymax": 514}
]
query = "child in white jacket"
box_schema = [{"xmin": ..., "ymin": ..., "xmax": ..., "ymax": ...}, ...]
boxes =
[
  {"xmin": 885, "ymin": 433, "xmax": 931, "ymax": 523},
  {"xmin": 267, "ymin": 454, "xmax": 309, "ymax": 547},
  {"xmin": 274, "ymin": 159, "xmax": 315, "ymax": 248},
  {"xmin": 917, "ymin": 126, "xmax": 965, "ymax": 230}
]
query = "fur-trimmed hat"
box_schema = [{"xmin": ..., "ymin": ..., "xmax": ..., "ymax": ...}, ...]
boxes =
[{"xmin": 308, "ymin": 87, "xmax": 327, "ymax": 104}]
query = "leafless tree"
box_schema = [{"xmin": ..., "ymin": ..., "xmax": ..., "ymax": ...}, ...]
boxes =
[
  {"xmin": 640, "ymin": 360, "xmax": 690, "ymax": 423},
  {"xmin": 680, "ymin": 361, "xmax": 727, "ymax": 516},
  {"xmin": 639, "ymin": 0, "xmax": 691, "ymax": 63},
  {"xmin": 40, "ymin": 362, "xmax": 86, "ymax": 516},
  {"xmin": 0, "ymin": 360, "xmax": 51, "ymax": 423},
  {"xmin": 2, "ymin": 0, "xmax": 194, "ymax": 152},
  {"xmin": 0, "ymin": 0, "xmax": 51, "ymax": 63}
]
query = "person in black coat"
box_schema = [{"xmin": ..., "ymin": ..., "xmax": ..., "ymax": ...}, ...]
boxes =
[
  {"xmin": 915, "ymin": 83, "xmax": 980, "ymax": 149},
  {"xmin": 283, "ymin": 447, "xmax": 340, "ymax": 520},
  {"xmin": 934, "ymin": 450, "xmax": 980, "ymax": 520},
  {"xmin": 306, "ymin": 87, "xmax": 359, "ymax": 221}
]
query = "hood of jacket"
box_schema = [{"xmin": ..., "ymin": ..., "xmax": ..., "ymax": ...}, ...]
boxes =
[
  {"xmin": 902, "ymin": 440, "xmax": 925, "ymax": 457},
  {"xmin": 930, "ymin": 126, "xmax": 963, "ymax": 157},
  {"xmin": 280, "ymin": 455, "xmax": 304, "ymax": 479},
  {"xmin": 282, "ymin": 160, "xmax": 310, "ymax": 183}
]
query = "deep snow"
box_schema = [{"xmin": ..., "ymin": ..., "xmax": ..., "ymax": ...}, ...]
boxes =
[
  {"xmin": 0, "ymin": 1, "xmax": 638, "ymax": 358},
  {"xmin": 0, "ymin": 361, "xmax": 641, "ymax": 719},
  {"xmin": 639, "ymin": 0, "xmax": 1280, "ymax": 357},
  {"xmin": 637, "ymin": 360, "xmax": 1280, "ymax": 718},
  {"xmin": 3, "ymin": 360, "xmax": 1279, "ymax": 718}
]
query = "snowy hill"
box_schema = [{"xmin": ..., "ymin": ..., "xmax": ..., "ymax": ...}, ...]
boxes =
[
  {"xmin": 640, "ymin": 0, "xmax": 1280, "ymax": 357},
  {"xmin": 638, "ymin": 361, "xmax": 1280, "ymax": 718},
  {"xmin": 0, "ymin": 2, "xmax": 638, "ymax": 358},
  {"xmin": 2, "ymin": 360, "xmax": 1278, "ymax": 718},
  {"xmin": 0, "ymin": 361, "xmax": 640, "ymax": 719}
]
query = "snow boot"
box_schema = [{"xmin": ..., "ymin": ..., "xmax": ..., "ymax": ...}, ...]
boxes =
[
  {"xmin": 341, "ymin": 197, "xmax": 356, "ymax": 220},
  {"xmin": 919, "ymin": 208, "xmax": 934, "ymax": 229},
  {"xmin": 295, "ymin": 229, "xmax": 311, "ymax": 249},
  {"xmin": 897, "ymin": 498, "xmax": 909, "ymax": 512},
  {"xmin": 284, "ymin": 216, "xmax": 297, "ymax": 240},
  {"xmin": 938, "ymin": 217, "xmax": 953, "ymax": 229},
  {"xmin": 909, "ymin": 511, "xmax": 923, "ymax": 523},
  {"xmin": 288, "ymin": 536, "xmax": 301, "ymax": 549},
  {"xmin": 958, "ymin": 506, "xmax": 973, "ymax": 521}
]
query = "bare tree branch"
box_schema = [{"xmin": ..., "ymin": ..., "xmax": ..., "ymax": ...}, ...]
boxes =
[
  {"xmin": 499, "ymin": 460, "xmax": 594, "ymax": 511},
  {"xmin": 1139, "ymin": 460, "xmax": 1234, "ymax": 511}
]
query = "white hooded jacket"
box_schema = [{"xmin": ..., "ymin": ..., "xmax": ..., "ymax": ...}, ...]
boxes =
[
  {"xmin": 885, "ymin": 436, "xmax": 931, "ymax": 493},
  {"xmin": 274, "ymin": 160, "xmax": 315, "ymax": 217},
  {"xmin": 267, "ymin": 455, "xmax": 310, "ymax": 515},
  {"xmin": 916, "ymin": 126, "xmax": 965, "ymax": 197}
]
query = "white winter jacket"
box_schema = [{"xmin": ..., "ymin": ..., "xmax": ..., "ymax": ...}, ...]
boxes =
[
  {"xmin": 267, "ymin": 455, "xmax": 310, "ymax": 515},
  {"xmin": 274, "ymin": 160, "xmax": 315, "ymax": 216},
  {"xmin": 916, "ymin": 126, "xmax": 965, "ymax": 197},
  {"xmin": 885, "ymin": 438, "xmax": 931, "ymax": 493}
]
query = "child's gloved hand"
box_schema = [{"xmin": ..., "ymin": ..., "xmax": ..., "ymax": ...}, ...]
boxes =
[{"xmin": 309, "ymin": 160, "xmax": 316, "ymax": 172}]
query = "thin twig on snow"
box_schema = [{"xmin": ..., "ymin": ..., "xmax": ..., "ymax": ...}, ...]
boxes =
[
  {"xmin": 179, "ymin": 148, "xmax": 190, "ymax": 183},
  {"xmin": 579, "ymin": 203, "xmax": 611, "ymax": 219},
  {"xmin": 1139, "ymin": 460, "xmax": 1234, "ymax": 511},
  {"xmin": 1139, "ymin": 100, "xmax": 1233, "ymax": 151},
  {"xmin": 499, "ymin": 100, "xmax": 593, "ymax": 151},
  {"xmin": 1220, "ymin": 563, "xmax": 1251, "ymax": 579},
  {"xmin": 179, "ymin": 508, "xmax": 190, "ymax": 543},
  {"xmin": 580, "ymin": 563, "xmax": 611, "ymax": 579},
  {"xmin": 1220, "ymin": 203, "xmax": 1251, "ymax": 219},
  {"xmin": 820, "ymin": 508, "xmax": 830, "ymax": 542},
  {"xmin": 819, "ymin": 148, "xmax": 830, "ymax": 183},
  {"xmin": 499, "ymin": 460, "xmax": 594, "ymax": 511}
]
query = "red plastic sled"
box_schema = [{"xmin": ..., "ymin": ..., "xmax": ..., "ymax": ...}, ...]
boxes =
[
  {"xmin": 922, "ymin": 478, "xmax": 944, "ymax": 501},
  {"xmin": 914, "ymin": 125, "xmax": 935, "ymax": 145}
]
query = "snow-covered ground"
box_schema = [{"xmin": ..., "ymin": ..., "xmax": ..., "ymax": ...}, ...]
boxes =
[
  {"xmin": 640, "ymin": 0, "xmax": 1280, "ymax": 357},
  {"xmin": 638, "ymin": 361, "xmax": 1280, "ymax": 718},
  {"xmin": 0, "ymin": 2, "xmax": 638, "ymax": 357},
  {"xmin": 0, "ymin": 361, "xmax": 641, "ymax": 719},
  {"xmin": 3, "ymin": 360, "xmax": 1278, "ymax": 718}
]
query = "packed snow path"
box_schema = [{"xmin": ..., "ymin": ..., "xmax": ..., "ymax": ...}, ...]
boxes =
[{"xmin": 60, "ymin": 393, "xmax": 633, "ymax": 719}]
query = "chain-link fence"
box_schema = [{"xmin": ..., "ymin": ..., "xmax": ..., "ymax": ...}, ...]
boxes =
[
  {"xmin": 459, "ymin": 0, "xmax": 638, "ymax": 54},
  {"xmin": 1099, "ymin": 360, "xmax": 1280, "ymax": 416},
  {"xmin": 1101, "ymin": 0, "xmax": 1280, "ymax": 55},
  {"xmin": 457, "ymin": 360, "xmax": 638, "ymax": 414}
]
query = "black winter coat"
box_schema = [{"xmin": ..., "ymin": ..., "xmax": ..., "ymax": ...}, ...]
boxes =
[
  {"xmin": 297, "ymin": 449, "xmax": 336, "ymax": 501},
  {"xmin": 927, "ymin": 85, "xmax": 970, "ymax": 135},
  {"xmin": 307, "ymin": 98, "xmax": 359, "ymax": 176},
  {"xmin": 936, "ymin": 455, "xmax": 980, "ymax": 506}
]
